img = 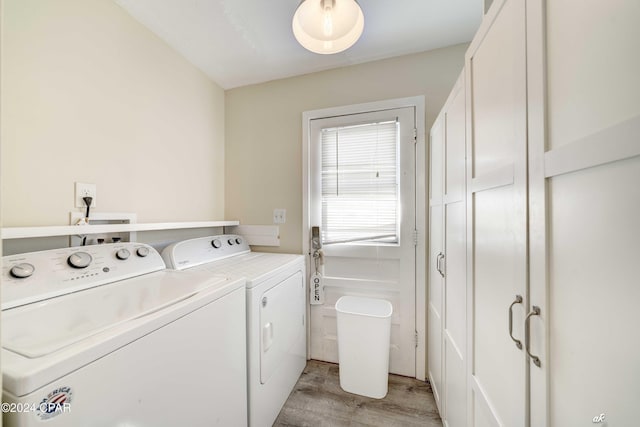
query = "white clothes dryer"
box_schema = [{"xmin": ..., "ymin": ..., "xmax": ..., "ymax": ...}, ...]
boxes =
[
  {"xmin": 162, "ymin": 235, "xmax": 306, "ymax": 427},
  {"xmin": 2, "ymin": 243, "xmax": 247, "ymax": 427}
]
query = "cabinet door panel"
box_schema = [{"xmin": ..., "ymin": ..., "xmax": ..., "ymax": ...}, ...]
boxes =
[
  {"xmin": 444, "ymin": 337, "xmax": 466, "ymax": 427},
  {"xmin": 445, "ymin": 79, "xmax": 466, "ymax": 201},
  {"xmin": 443, "ymin": 199, "xmax": 467, "ymax": 427},
  {"xmin": 473, "ymin": 186, "xmax": 526, "ymax": 427},
  {"xmin": 473, "ymin": 390, "xmax": 498, "ymax": 427},
  {"xmin": 445, "ymin": 201, "xmax": 466, "ymax": 356},
  {"xmin": 428, "ymin": 204, "xmax": 444, "ymax": 410},
  {"xmin": 548, "ymin": 157, "xmax": 640, "ymax": 425},
  {"xmin": 471, "ymin": 0, "xmax": 524, "ymax": 177},
  {"xmin": 546, "ymin": 0, "xmax": 640, "ymax": 150},
  {"xmin": 431, "ymin": 122, "xmax": 445, "ymax": 203}
]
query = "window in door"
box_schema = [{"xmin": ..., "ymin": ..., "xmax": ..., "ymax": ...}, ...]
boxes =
[{"xmin": 320, "ymin": 120, "xmax": 399, "ymax": 245}]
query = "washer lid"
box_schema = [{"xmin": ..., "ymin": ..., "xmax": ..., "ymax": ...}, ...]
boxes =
[
  {"xmin": 2, "ymin": 270, "xmax": 245, "ymax": 397},
  {"xmin": 2, "ymin": 271, "xmax": 230, "ymax": 358}
]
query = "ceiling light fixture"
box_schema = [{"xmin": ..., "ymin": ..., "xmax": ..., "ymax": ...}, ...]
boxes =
[{"xmin": 292, "ymin": 0, "xmax": 364, "ymax": 55}]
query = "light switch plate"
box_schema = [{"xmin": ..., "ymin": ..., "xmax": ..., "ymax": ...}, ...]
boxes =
[{"xmin": 273, "ymin": 208, "xmax": 286, "ymax": 224}]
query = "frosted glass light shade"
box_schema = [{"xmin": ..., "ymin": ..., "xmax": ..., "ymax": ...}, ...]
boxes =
[{"xmin": 292, "ymin": 0, "xmax": 364, "ymax": 55}]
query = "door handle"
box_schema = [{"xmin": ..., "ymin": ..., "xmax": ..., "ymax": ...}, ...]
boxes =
[
  {"xmin": 262, "ymin": 322, "xmax": 274, "ymax": 352},
  {"xmin": 436, "ymin": 252, "xmax": 445, "ymax": 278},
  {"xmin": 508, "ymin": 295, "xmax": 523, "ymax": 350},
  {"xmin": 525, "ymin": 305, "xmax": 542, "ymax": 367}
]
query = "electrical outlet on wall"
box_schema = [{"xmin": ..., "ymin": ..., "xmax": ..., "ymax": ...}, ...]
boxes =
[
  {"xmin": 75, "ymin": 182, "xmax": 97, "ymax": 208},
  {"xmin": 273, "ymin": 208, "xmax": 286, "ymax": 224}
]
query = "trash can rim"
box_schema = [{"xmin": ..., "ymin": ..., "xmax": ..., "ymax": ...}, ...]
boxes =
[{"xmin": 335, "ymin": 296, "xmax": 393, "ymax": 318}]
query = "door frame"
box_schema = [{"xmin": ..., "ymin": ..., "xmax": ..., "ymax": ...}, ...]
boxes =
[{"xmin": 301, "ymin": 96, "xmax": 426, "ymax": 380}]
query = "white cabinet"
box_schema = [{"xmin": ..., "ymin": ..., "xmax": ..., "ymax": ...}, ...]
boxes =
[
  {"xmin": 429, "ymin": 0, "xmax": 640, "ymax": 425},
  {"xmin": 428, "ymin": 72, "xmax": 467, "ymax": 427}
]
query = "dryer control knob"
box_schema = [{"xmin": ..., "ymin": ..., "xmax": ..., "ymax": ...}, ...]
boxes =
[
  {"xmin": 136, "ymin": 247, "xmax": 150, "ymax": 257},
  {"xmin": 10, "ymin": 263, "xmax": 35, "ymax": 279},
  {"xmin": 116, "ymin": 248, "xmax": 131, "ymax": 260},
  {"xmin": 211, "ymin": 239, "xmax": 222, "ymax": 249},
  {"xmin": 68, "ymin": 252, "xmax": 92, "ymax": 269},
  {"xmin": 228, "ymin": 239, "xmax": 235, "ymax": 245},
  {"xmin": 235, "ymin": 238, "xmax": 243, "ymax": 245}
]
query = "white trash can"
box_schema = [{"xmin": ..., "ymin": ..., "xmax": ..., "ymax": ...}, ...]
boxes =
[{"xmin": 335, "ymin": 296, "xmax": 393, "ymax": 399}]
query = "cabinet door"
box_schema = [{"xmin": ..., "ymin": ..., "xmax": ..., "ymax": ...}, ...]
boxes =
[
  {"xmin": 428, "ymin": 116, "xmax": 445, "ymax": 411},
  {"xmin": 443, "ymin": 75, "xmax": 467, "ymax": 427},
  {"xmin": 466, "ymin": 0, "xmax": 528, "ymax": 426},
  {"xmin": 527, "ymin": 1, "xmax": 640, "ymax": 425}
]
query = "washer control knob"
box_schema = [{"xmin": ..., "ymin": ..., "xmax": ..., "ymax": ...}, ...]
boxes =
[
  {"xmin": 116, "ymin": 249, "xmax": 131, "ymax": 260},
  {"xmin": 10, "ymin": 263, "xmax": 35, "ymax": 279},
  {"xmin": 235, "ymin": 238, "xmax": 243, "ymax": 245},
  {"xmin": 68, "ymin": 252, "xmax": 92, "ymax": 269},
  {"xmin": 211, "ymin": 239, "xmax": 222, "ymax": 249},
  {"xmin": 228, "ymin": 238, "xmax": 235, "ymax": 245},
  {"xmin": 136, "ymin": 247, "xmax": 150, "ymax": 257}
]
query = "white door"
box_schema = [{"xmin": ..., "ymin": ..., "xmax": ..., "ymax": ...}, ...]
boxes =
[
  {"xmin": 308, "ymin": 106, "xmax": 417, "ymax": 377},
  {"xmin": 466, "ymin": 0, "xmax": 528, "ymax": 425}
]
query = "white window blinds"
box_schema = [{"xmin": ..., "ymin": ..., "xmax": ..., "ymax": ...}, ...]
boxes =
[{"xmin": 321, "ymin": 119, "xmax": 399, "ymax": 244}]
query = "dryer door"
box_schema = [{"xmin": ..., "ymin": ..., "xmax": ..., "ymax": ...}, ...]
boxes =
[{"xmin": 260, "ymin": 271, "xmax": 305, "ymax": 384}]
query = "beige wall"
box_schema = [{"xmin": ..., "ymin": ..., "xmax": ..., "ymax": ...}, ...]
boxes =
[
  {"xmin": 1, "ymin": 0, "xmax": 225, "ymax": 227},
  {"xmin": 1, "ymin": 0, "xmax": 467, "ymax": 251},
  {"xmin": 225, "ymin": 44, "xmax": 467, "ymax": 253}
]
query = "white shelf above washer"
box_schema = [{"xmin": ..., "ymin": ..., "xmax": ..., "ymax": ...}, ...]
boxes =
[{"xmin": 1, "ymin": 221, "xmax": 240, "ymax": 240}]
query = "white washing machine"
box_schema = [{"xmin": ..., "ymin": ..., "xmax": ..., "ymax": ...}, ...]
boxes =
[
  {"xmin": 162, "ymin": 235, "xmax": 306, "ymax": 427},
  {"xmin": 2, "ymin": 243, "xmax": 247, "ymax": 427}
]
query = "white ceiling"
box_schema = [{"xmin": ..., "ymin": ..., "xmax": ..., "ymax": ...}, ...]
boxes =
[{"xmin": 114, "ymin": 0, "xmax": 483, "ymax": 89}]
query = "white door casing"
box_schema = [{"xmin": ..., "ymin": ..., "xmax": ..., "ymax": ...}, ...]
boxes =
[{"xmin": 302, "ymin": 97, "xmax": 426, "ymax": 379}]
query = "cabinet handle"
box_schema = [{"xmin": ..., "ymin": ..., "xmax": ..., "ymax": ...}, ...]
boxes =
[
  {"xmin": 508, "ymin": 295, "xmax": 523, "ymax": 350},
  {"xmin": 436, "ymin": 252, "xmax": 445, "ymax": 278},
  {"xmin": 525, "ymin": 305, "xmax": 542, "ymax": 367}
]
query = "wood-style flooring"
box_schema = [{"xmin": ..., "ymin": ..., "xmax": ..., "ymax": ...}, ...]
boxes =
[{"xmin": 274, "ymin": 360, "xmax": 443, "ymax": 427}]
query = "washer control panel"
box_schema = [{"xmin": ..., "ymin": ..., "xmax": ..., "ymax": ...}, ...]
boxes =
[
  {"xmin": 2, "ymin": 243, "xmax": 165, "ymax": 310},
  {"xmin": 162, "ymin": 234, "xmax": 250, "ymax": 270}
]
